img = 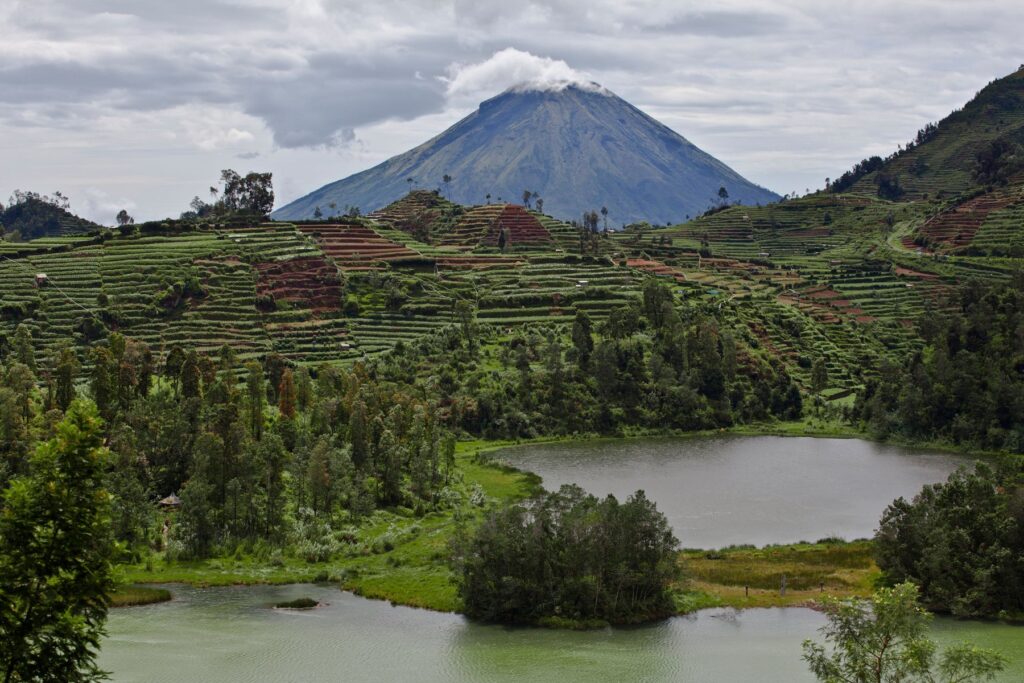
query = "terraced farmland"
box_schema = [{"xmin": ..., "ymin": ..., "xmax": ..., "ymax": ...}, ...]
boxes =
[
  {"xmin": 440, "ymin": 204, "xmax": 552, "ymax": 250},
  {"xmin": 2, "ymin": 174, "xmax": 1019, "ymax": 395},
  {"xmin": 297, "ymin": 222, "xmax": 421, "ymax": 268}
]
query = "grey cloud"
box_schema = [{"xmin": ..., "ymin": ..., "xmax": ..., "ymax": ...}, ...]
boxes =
[
  {"xmin": 3, "ymin": 0, "xmax": 1024, "ymax": 220},
  {"xmin": 644, "ymin": 9, "xmax": 790, "ymax": 36}
]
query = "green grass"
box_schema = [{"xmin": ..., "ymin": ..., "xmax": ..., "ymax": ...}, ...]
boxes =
[
  {"xmin": 676, "ymin": 540, "xmax": 879, "ymax": 612},
  {"xmin": 110, "ymin": 585, "xmax": 172, "ymax": 607},
  {"xmin": 120, "ymin": 447, "xmax": 537, "ymax": 613}
]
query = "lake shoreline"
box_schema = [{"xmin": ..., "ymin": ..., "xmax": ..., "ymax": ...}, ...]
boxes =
[{"xmin": 117, "ymin": 427, "xmax": 994, "ymax": 623}]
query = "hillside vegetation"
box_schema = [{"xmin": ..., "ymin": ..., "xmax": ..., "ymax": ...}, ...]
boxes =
[{"xmin": 1, "ymin": 66, "xmax": 1023, "ymax": 634}]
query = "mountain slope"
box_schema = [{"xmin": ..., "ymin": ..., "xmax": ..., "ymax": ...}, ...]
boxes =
[
  {"xmin": 0, "ymin": 197, "xmax": 101, "ymax": 240},
  {"xmin": 273, "ymin": 84, "xmax": 779, "ymax": 226},
  {"xmin": 840, "ymin": 66, "xmax": 1024, "ymax": 199}
]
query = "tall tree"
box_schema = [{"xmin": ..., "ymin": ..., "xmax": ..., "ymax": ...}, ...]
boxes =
[
  {"xmin": 571, "ymin": 309, "xmax": 594, "ymax": 370},
  {"xmin": 245, "ymin": 361, "xmax": 265, "ymax": 440},
  {"xmin": 811, "ymin": 357, "xmax": 829, "ymax": 394},
  {"xmin": 54, "ymin": 345, "xmax": 79, "ymax": 412},
  {"xmin": 0, "ymin": 401, "xmax": 116, "ymax": 683},
  {"xmin": 11, "ymin": 325, "xmax": 34, "ymax": 375},
  {"xmin": 277, "ymin": 368, "xmax": 297, "ymax": 419}
]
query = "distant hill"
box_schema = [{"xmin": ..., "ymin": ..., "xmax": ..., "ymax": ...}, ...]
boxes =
[
  {"xmin": 0, "ymin": 196, "xmax": 101, "ymax": 240},
  {"xmin": 272, "ymin": 83, "xmax": 779, "ymax": 226},
  {"xmin": 836, "ymin": 66, "xmax": 1024, "ymax": 200}
]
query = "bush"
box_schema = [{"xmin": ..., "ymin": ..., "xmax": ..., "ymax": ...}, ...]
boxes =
[
  {"xmin": 451, "ymin": 484, "xmax": 680, "ymax": 625},
  {"xmin": 274, "ymin": 597, "xmax": 317, "ymax": 609},
  {"xmin": 875, "ymin": 459, "xmax": 1024, "ymax": 617}
]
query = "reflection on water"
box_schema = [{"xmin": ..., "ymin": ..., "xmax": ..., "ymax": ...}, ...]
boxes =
[
  {"xmin": 101, "ymin": 585, "xmax": 1022, "ymax": 683},
  {"xmin": 497, "ymin": 436, "xmax": 969, "ymax": 548}
]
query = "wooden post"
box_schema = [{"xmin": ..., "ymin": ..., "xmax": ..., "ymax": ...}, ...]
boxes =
[
  {"xmin": 744, "ymin": 585, "xmax": 749, "ymax": 598},
  {"xmin": 780, "ymin": 574, "xmax": 787, "ymax": 597}
]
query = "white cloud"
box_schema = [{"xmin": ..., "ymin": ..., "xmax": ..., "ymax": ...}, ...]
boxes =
[
  {"xmin": 1, "ymin": 1, "xmax": 1023, "ymax": 219},
  {"xmin": 74, "ymin": 188, "xmax": 136, "ymax": 225},
  {"xmin": 441, "ymin": 48, "xmax": 607, "ymax": 99}
]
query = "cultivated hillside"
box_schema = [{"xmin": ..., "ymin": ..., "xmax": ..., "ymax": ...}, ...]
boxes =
[
  {"xmin": 0, "ymin": 197, "xmax": 101, "ymax": 240},
  {"xmin": 272, "ymin": 84, "xmax": 779, "ymax": 226},
  {"xmin": 838, "ymin": 66, "xmax": 1024, "ymax": 199}
]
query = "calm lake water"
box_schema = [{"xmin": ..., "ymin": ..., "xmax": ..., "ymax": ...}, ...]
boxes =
[
  {"xmin": 102, "ymin": 584, "xmax": 1023, "ymax": 683},
  {"xmin": 495, "ymin": 436, "xmax": 969, "ymax": 548},
  {"xmin": 101, "ymin": 437, "xmax": 1013, "ymax": 682}
]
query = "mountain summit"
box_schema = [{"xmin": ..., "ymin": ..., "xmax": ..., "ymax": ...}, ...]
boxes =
[{"xmin": 272, "ymin": 84, "xmax": 779, "ymax": 226}]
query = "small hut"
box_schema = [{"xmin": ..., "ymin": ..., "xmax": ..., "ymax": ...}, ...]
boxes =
[
  {"xmin": 34, "ymin": 273, "xmax": 49, "ymax": 287},
  {"xmin": 158, "ymin": 493, "xmax": 182, "ymax": 509}
]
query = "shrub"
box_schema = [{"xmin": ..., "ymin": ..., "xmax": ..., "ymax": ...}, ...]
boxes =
[{"xmin": 451, "ymin": 484, "xmax": 680, "ymax": 625}]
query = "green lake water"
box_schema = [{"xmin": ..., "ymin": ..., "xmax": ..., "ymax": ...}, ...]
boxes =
[
  {"xmin": 102, "ymin": 584, "xmax": 1022, "ymax": 682},
  {"xmin": 102, "ymin": 437, "xmax": 1021, "ymax": 681}
]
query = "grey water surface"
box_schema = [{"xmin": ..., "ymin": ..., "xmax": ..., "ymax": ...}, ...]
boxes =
[{"xmin": 495, "ymin": 436, "xmax": 969, "ymax": 548}]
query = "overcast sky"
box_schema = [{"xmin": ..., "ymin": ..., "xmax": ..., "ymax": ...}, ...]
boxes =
[{"xmin": 2, "ymin": 0, "xmax": 1022, "ymax": 224}]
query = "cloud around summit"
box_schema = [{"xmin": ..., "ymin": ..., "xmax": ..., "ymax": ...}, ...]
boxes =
[{"xmin": 442, "ymin": 49, "xmax": 608, "ymax": 100}]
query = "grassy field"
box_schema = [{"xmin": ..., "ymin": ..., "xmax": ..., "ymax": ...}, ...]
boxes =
[
  {"xmin": 676, "ymin": 541, "xmax": 878, "ymax": 612},
  {"xmin": 110, "ymin": 585, "xmax": 172, "ymax": 608}
]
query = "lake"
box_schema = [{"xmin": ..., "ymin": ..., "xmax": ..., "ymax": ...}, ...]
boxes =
[
  {"xmin": 494, "ymin": 436, "xmax": 969, "ymax": 548},
  {"xmin": 102, "ymin": 436, "xmax": 1013, "ymax": 682},
  {"xmin": 101, "ymin": 584, "xmax": 1022, "ymax": 682}
]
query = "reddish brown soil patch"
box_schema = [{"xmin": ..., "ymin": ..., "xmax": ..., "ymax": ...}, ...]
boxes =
[
  {"xmin": 255, "ymin": 256, "xmax": 342, "ymax": 312},
  {"xmin": 298, "ymin": 223, "xmax": 419, "ymax": 267}
]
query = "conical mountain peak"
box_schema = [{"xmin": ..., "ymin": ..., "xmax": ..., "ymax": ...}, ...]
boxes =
[{"xmin": 274, "ymin": 86, "xmax": 777, "ymax": 225}]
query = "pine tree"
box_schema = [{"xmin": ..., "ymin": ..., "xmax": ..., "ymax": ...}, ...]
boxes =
[
  {"xmin": 245, "ymin": 361, "xmax": 265, "ymax": 440},
  {"xmin": 571, "ymin": 309, "xmax": 594, "ymax": 369},
  {"xmin": 0, "ymin": 401, "xmax": 116, "ymax": 682},
  {"xmin": 349, "ymin": 398, "xmax": 369, "ymax": 469},
  {"xmin": 277, "ymin": 368, "xmax": 297, "ymax": 419},
  {"xmin": 11, "ymin": 324, "xmax": 35, "ymax": 374}
]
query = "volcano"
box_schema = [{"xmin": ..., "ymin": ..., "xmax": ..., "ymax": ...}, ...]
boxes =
[{"xmin": 272, "ymin": 83, "xmax": 779, "ymax": 226}]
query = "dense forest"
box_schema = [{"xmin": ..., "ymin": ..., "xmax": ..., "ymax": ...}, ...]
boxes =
[
  {"xmin": 855, "ymin": 275, "xmax": 1024, "ymax": 453},
  {"xmin": 0, "ymin": 328, "xmax": 457, "ymax": 561},
  {"xmin": 875, "ymin": 459, "xmax": 1024, "ymax": 618},
  {"xmin": 451, "ymin": 485, "xmax": 679, "ymax": 626},
  {"xmin": 371, "ymin": 279, "xmax": 803, "ymax": 439}
]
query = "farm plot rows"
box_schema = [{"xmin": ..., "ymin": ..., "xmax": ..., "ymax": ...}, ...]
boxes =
[
  {"xmin": 439, "ymin": 204, "xmax": 552, "ymax": 250},
  {"xmin": 915, "ymin": 188, "xmax": 1022, "ymax": 252},
  {"xmin": 439, "ymin": 258, "xmax": 642, "ymax": 326},
  {"xmin": 255, "ymin": 256, "xmax": 342, "ymax": 312},
  {"xmin": 367, "ymin": 189, "xmax": 460, "ymax": 242},
  {"xmin": 297, "ymin": 222, "xmax": 421, "ymax": 268}
]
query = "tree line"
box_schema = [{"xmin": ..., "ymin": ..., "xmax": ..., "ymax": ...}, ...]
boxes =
[
  {"xmin": 372, "ymin": 278, "xmax": 803, "ymax": 440},
  {"xmin": 854, "ymin": 275, "xmax": 1024, "ymax": 453}
]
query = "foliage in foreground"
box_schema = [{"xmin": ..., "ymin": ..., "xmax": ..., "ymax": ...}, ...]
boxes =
[
  {"xmin": 875, "ymin": 458, "xmax": 1024, "ymax": 618},
  {"xmin": 451, "ymin": 484, "xmax": 680, "ymax": 625},
  {"xmin": 0, "ymin": 402, "xmax": 115, "ymax": 683},
  {"xmin": 803, "ymin": 583, "xmax": 1005, "ymax": 683}
]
